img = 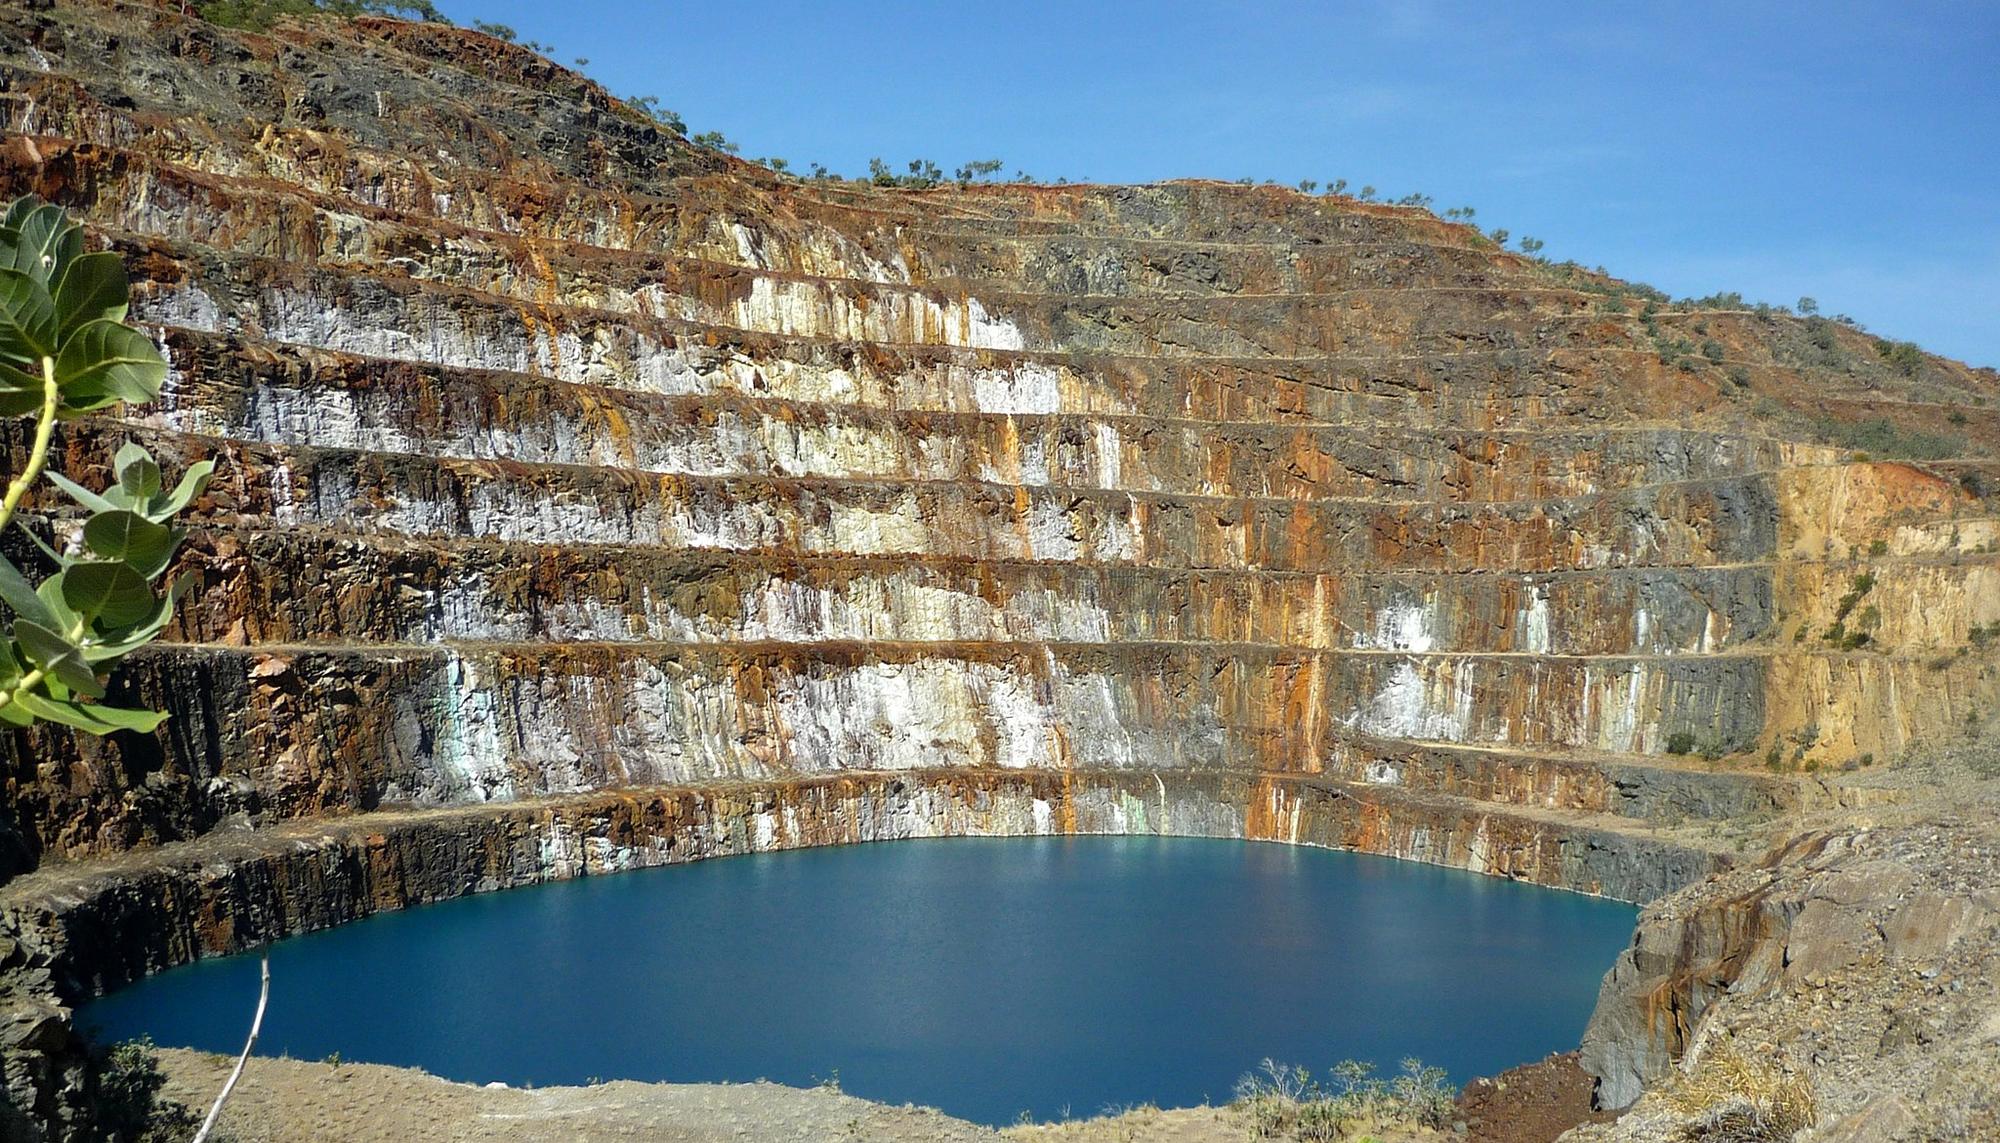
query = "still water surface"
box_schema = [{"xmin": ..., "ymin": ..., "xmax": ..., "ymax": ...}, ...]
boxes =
[{"xmin": 83, "ymin": 836, "xmax": 1636, "ymax": 1125}]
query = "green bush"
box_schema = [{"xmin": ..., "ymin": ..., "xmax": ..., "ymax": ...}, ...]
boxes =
[
  {"xmin": 194, "ymin": 0, "xmax": 444, "ymax": 30},
  {"xmin": 1809, "ymin": 416, "xmax": 1962, "ymax": 461},
  {"xmin": 1666, "ymin": 731, "xmax": 1697, "ymax": 756},
  {"xmin": 1233, "ymin": 1057, "xmax": 1456, "ymax": 1139},
  {"xmin": 1874, "ymin": 338, "xmax": 1926, "ymax": 377},
  {"xmin": 955, "ymin": 159, "xmax": 1004, "ymax": 187},
  {"xmin": 623, "ymin": 96, "xmax": 685, "ymax": 135},
  {"xmin": 691, "ymin": 131, "xmax": 739, "ymax": 155},
  {"xmin": 93, "ymin": 1038, "xmax": 198, "ymax": 1143}
]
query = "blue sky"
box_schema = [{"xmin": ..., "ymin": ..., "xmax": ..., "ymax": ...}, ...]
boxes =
[{"xmin": 437, "ymin": 1, "xmax": 1999, "ymax": 365}]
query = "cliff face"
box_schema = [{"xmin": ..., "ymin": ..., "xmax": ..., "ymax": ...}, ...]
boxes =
[{"xmin": 0, "ymin": 1, "xmax": 1997, "ymax": 1136}]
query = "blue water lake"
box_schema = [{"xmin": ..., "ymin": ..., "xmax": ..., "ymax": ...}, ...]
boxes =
[{"xmin": 81, "ymin": 836, "xmax": 1636, "ymax": 1125}]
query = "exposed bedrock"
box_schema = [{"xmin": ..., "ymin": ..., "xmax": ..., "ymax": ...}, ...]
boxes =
[
  {"xmin": 0, "ymin": 1, "xmax": 1998, "ymax": 1137},
  {"xmin": 1579, "ymin": 806, "xmax": 2000, "ymax": 1125},
  {"xmin": 3, "ymin": 638, "xmax": 1778, "ymax": 859},
  {"xmin": 6, "ymin": 771, "xmax": 1723, "ymax": 1007}
]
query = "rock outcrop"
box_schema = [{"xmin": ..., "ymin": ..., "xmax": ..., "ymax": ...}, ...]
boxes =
[
  {"xmin": 0, "ymin": 1, "xmax": 1996, "ymax": 1137},
  {"xmin": 1572, "ymin": 771, "xmax": 2000, "ymax": 1139}
]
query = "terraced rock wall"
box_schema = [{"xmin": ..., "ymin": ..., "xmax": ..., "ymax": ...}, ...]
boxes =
[{"xmin": 3, "ymin": 3, "xmax": 1995, "ymax": 875}]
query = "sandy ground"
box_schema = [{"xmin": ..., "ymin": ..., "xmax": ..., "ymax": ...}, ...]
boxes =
[
  {"xmin": 1003, "ymin": 1103, "xmax": 1441, "ymax": 1142},
  {"xmin": 156, "ymin": 1049, "xmax": 1006, "ymax": 1142},
  {"xmin": 155, "ymin": 1049, "xmax": 1469, "ymax": 1143},
  {"xmin": 157, "ymin": 1047, "xmax": 1610, "ymax": 1143}
]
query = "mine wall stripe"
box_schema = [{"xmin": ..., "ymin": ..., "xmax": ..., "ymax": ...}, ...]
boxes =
[
  {"xmin": 140, "ymin": 522, "xmax": 1994, "ymax": 577},
  {"xmin": 154, "ymin": 325, "xmax": 1812, "ymax": 444},
  {"xmin": 20, "ymin": 115, "xmax": 1535, "ymax": 262},
  {"xmin": 76, "ymin": 180, "xmax": 1569, "ymax": 301},
  {"xmin": 77, "ymin": 417, "xmax": 1792, "ymax": 514},
  {"xmin": 121, "ymin": 639, "xmax": 1937, "ymax": 674},
  {"xmin": 121, "ymin": 277, "xmax": 1990, "ymax": 425}
]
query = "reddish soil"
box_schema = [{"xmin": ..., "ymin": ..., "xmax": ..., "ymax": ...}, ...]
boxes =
[{"xmin": 1459, "ymin": 1052, "xmax": 1616, "ymax": 1143}]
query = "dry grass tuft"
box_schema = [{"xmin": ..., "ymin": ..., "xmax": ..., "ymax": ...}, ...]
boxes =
[{"xmin": 1661, "ymin": 1044, "xmax": 1817, "ymax": 1143}]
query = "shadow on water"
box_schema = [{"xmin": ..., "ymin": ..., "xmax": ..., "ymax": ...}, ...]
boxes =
[{"xmin": 81, "ymin": 836, "xmax": 1636, "ymax": 1125}]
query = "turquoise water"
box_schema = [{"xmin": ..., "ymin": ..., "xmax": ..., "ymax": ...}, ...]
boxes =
[{"xmin": 80, "ymin": 836, "xmax": 1635, "ymax": 1125}]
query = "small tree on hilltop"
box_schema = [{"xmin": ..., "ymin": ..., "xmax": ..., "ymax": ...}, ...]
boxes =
[
  {"xmin": 955, "ymin": 159, "xmax": 1004, "ymax": 187},
  {"xmin": 691, "ymin": 130, "xmax": 739, "ymax": 154},
  {"xmin": 0, "ymin": 195, "xmax": 212, "ymax": 734}
]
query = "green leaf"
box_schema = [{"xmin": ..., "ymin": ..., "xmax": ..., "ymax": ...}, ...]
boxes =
[
  {"xmin": 82, "ymin": 510, "xmax": 177, "ymax": 577},
  {"xmin": 4, "ymin": 204, "xmax": 79, "ymax": 284},
  {"xmin": 44, "ymin": 470, "xmax": 120, "ymax": 514},
  {"xmin": 52, "ymin": 252, "xmax": 129, "ymax": 339},
  {"xmin": 81, "ymin": 576, "xmax": 187, "ymax": 663},
  {"xmin": 1, "ymin": 197, "xmax": 41, "ymax": 230},
  {"xmin": 0, "ymin": 697, "xmax": 31, "ymax": 728},
  {"xmin": 54, "ymin": 319, "xmax": 167, "ymax": 412},
  {"xmin": 6, "ymin": 689, "xmax": 166, "ymax": 735},
  {"xmin": 61, "ymin": 560, "xmax": 156, "ymax": 627},
  {"xmin": 0, "ymin": 358, "xmax": 41, "ymax": 416},
  {"xmin": 0, "ymin": 267, "xmax": 58, "ymax": 365},
  {"xmin": 13, "ymin": 619, "xmax": 105, "ymax": 699},
  {"xmin": 152, "ymin": 460, "xmax": 216, "ymax": 519},
  {"xmin": 32, "ymin": 574, "xmax": 81, "ymax": 633},
  {"xmin": 114, "ymin": 442, "xmax": 163, "ymax": 500},
  {"xmin": 0, "ymin": 552, "xmax": 58, "ymax": 629}
]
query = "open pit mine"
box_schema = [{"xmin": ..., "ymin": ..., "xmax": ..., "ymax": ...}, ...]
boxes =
[{"xmin": 2, "ymin": 3, "xmax": 1998, "ymax": 1140}]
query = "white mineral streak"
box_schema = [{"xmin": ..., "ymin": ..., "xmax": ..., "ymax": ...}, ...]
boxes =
[
  {"xmin": 423, "ymin": 655, "xmax": 513, "ymax": 804},
  {"xmin": 265, "ymin": 460, "xmax": 301, "ymax": 525},
  {"xmin": 517, "ymin": 776, "xmax": 1258, "ymax": 879},
  {"xmin": 1364, "ymin": 760, "xmax": 1402, "ymax": 785},
  {"xmin": 656, "ymin": 277, "xmax": 1029, "ymax": 351},
  {"xmin": 1517, "ymin": 585, "xmax": 1552, "ymax": 654},
  {"xmin": 1093, "ymin": 422, "xmax": 1123, "ymax": 489},
  {"xmin": 1581, "ymin": 662, "xmax": 1651, "ymax": 754},
  {"xmin": 1698, "ymin": 608, "xmax": 1721, "ymax": 654},
  {"xmin": 972, "ymin": 362, "xmax": 1064, "ymax": 414},
  {"xmin": 190, "ymin": 276, "xmax": 1126, "ymax": 417},
  {"xmin": 481, "ymin": 651, "xmax": 1188, "ymax": 787},
  {"xmin": 189, "ymin": 380, "xmax": 1153, "ymax": 491},
  {"xmin": 1466, "ymin": 817, "xmax": 1494, "ymax": 875},
  {"xmin": 1343, "ymin": 654, "xmax": 1679, "ymax": 753},
  {"xmin": 703, "ymin": 219, "xmax": 909, "ymax": 282},
  {"xmin": 134, "ymin": 282, "xmax": 223, "ymax": 332},
  {"xmin": 1362, "ymin": 594, "xmax": 1436, "ymax": 652}
]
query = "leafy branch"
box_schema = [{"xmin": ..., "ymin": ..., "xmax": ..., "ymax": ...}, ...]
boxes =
[{"xmin": 0, "ymin": 195, "xmax": 213, "ymax": 735}]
